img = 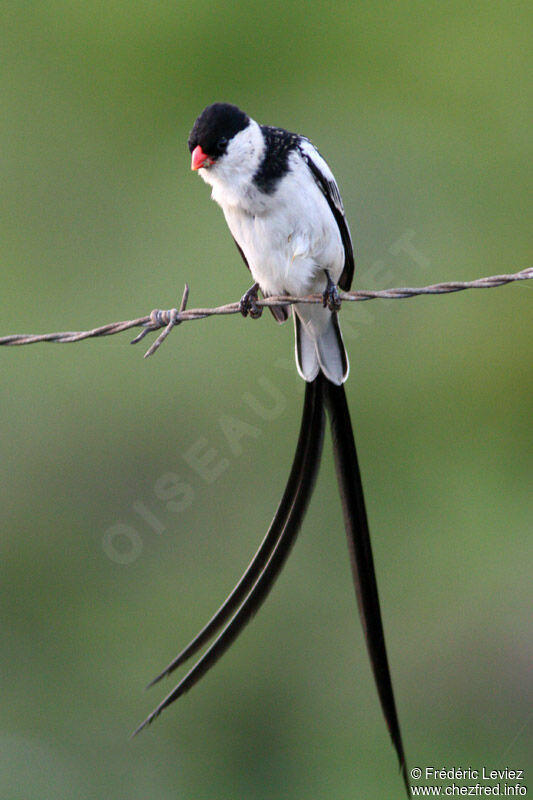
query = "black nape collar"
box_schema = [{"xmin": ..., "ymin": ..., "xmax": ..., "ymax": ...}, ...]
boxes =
[{"xmin": 253, "ymin": 126, "xmax": 300, "ymax": 194}]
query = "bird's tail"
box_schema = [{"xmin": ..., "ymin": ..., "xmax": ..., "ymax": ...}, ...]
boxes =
[
  {"xmin": 294, "ymin": 304, "xmax": 348, "ymax": 386},
  {"xmin": 323, "ymin": 379, "xmax": 409, "ymax": 797},
  {"xmin": 134, "ymin": 376, "xmax": 325, "ymax": 735}
]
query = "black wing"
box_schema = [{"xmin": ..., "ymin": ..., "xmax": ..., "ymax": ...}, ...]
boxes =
[
  {"xmin": 298, "ymin": 138, "xmax": 355, "ymax": 291},
  {"xmin": 232, "ymin": 235, "xmax": 250, "ymax": 275}
]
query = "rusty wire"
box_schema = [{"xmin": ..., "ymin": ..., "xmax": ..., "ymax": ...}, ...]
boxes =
[{"xmin": 0, "ymin": 267, "xmax": 531, "ymax": 359}]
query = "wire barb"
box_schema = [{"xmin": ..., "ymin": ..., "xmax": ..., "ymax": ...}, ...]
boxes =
[
  {"xmin": 133, "ymin": 283, "xmax": 191, "ymax": 358},
  {"xmin": 0, "ymin": 268, "xmax": 531, "ymax": 356}
]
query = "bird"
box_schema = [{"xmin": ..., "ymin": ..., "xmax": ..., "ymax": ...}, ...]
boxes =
[{"xmin": 134, "ymin": 102, "xmax": 409, "ymax": 795}]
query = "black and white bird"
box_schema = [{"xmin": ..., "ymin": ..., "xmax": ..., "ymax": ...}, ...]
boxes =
[{"xmin": 135, "ymin": 103, "xmax": 409, "ymax": 795}]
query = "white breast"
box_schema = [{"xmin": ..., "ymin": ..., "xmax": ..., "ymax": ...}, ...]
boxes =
[{"xmin": 202, "ymin": 126, "xmax": 345, "ymax": 297}]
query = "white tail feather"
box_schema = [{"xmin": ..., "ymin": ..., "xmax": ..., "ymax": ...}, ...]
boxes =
[{"xmin": 293, "ymin": 304, "xmax": 349, "ymax": 386}]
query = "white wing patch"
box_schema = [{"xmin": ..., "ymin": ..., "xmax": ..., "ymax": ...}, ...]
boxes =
[
  {"xmin": 297, "ymin": 138, "xmax": 345, "ymax": 216},
  {"xmin": 297, "ymin": 136, "xmax": 354, "ymax": 292}
]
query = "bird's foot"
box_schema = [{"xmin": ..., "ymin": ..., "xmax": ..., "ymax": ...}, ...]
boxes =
[
  {"xmin": 322, "ymin": 272, "xmax": 341, "ymax": 312},
  {"xmin": 239, "ymin": 283, "xmax": 263, "ymax": 319}
]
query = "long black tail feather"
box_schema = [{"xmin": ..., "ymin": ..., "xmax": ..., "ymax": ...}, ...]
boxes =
[
  {"xmin": 146, "ymin": 376, "xmax": 325, "ymax": 688},
  {"xmin": 323, "ymin": 380, "xmax": 409, "ymax": 797},
  {"xmin": 134, "ymin": 377, "xmax": 326, "ymax": 735}
]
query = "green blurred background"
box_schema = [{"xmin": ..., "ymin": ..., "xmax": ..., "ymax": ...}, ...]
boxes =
[{"xmin": 1, "ymin": 2, "xmax": 531, "ymax": 798}]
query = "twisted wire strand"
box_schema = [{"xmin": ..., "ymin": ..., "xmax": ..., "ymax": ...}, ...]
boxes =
[{"xmin": 0, "ymin": 267, "xmax": 531, "ymax": 358}]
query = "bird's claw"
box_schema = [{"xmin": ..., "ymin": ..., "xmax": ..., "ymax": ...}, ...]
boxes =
[
  {"xmin": 239, "ymin": 283, "xmax": 263, "ymax": 319},
  {"xmin": 322, "ymin": 274, "xmax": 341, "ymax": 312}
]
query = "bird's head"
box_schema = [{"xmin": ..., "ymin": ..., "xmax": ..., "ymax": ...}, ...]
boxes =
[
  {"xmin": 188, "ymin": 103, "xmax": 250, "ymax": 170},
  {"xmin": 188, "ymin": 103, "xmax": 266, "ymax": 194}
]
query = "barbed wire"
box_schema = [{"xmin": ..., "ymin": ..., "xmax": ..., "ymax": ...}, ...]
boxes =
[{"xmin": 1, "ymin": 267, "xmax": 531, "ymax": 359}]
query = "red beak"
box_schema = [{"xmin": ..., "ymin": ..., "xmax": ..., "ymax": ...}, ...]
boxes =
[{"xmin": 191, "ymin": 145, "xmax": 214, "ymax": 170}]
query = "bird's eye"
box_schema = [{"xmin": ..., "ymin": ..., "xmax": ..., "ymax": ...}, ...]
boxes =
[{"xmin": 217, "ymin": 136, "xmax": 228, "ymax": 150}]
